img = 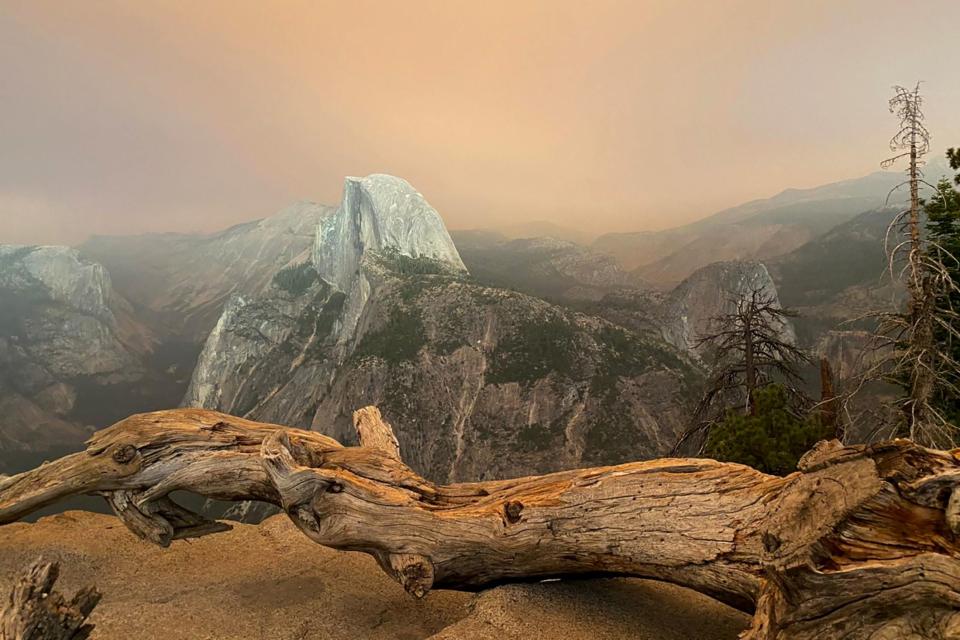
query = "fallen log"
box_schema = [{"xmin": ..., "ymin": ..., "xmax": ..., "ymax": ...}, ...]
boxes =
[
  {"xmin": 0, "ymin": 408, "xmax": 958, "ymax": 639},
  {"xmin": 0, "ymin": 559, "xmax": 101, "ymax": 640}
]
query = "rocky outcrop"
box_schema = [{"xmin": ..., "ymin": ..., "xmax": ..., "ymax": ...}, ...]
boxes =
[
  {"xmin": 587, "ymin": 261, "xmax": 794, "ymax": 363},
  {"xmin": 182, "ymin": 273, "xmax": 345, "ymax": 414},
  {"xmin": 309, "ymin": 174, "xmax": 467, "ymax": 350},
  {"xmin": 658, "ymin": 261, "xmax": 794, "ymax": 359},
  {"xmin": 0, "ymin": 246, "xmax": 141, "ymax": 376},
  {"xmin": 185, "ymin": 176, "xmax": 700, "ymax": 482},
  {"xmin": 184, "ymin": 175, "xmax": 469, "ymax": 424},
  {"xmin": 0, "ymin": 246, "xmax": 148, "ymax": 459},
  {"xmin": 314, "ymin": 174, "xmax": 466, "ymax": 293},
  {"xmin": 314, "ymin": 271, "xmax": 699, "ymax": 481},
  {"xmin": 186, "ymin": 265, "xmax": 700, "ymax": 481}
]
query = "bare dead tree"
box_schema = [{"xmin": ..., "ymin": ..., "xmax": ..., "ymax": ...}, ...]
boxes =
[
  {"xmin": 675, "ymin": 287, "xmax": 810, "ymax": 453},
  {"xmin": 856, "ymin": 84, "xmax": 960, "ymax": 448},
  {"xmin": 881, "ymin": 84, "xmax": 931, "ymax": 287},
  {"xmin": 818, "ymin": 357, "xmax": 844, "ymax": 440}
]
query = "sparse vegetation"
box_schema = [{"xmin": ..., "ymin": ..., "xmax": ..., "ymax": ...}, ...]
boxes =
[
  {"xmin": 590, "ymin": 326, "xmax": 682, "ymax": 394},
  {"xmin": 303, "ymin": 290, "xmax": 346, "ymax": 357},
  {"xmin": 582, "ymin": 412, "xmax": 643, "ymax": 464},
  {"xmin": 272, "ymin": 262, "xmax": 319, "ymax": 295},
  {"xmin": 514, "ymin": 422, "xmax": 560, "ymax": 452},
  {"xmin": 858, "ymin": 87, "xmax": 960, "ymax": 447},
  {"xmin": 398, "ymin": 276, "xmax": 448, "ymax": 303},
  {"xmin": 486, "ymin": 315, "xmax": 578, "ymax": 385},
  {"xmin": 379, "ymin": 247, "xmax": 453, "ymax": 276},
  {"xmin": 678, "ymin": 287, "xmax": 811, "ymax": 457},
  {"xmin": 353, "ymin": 306, "xmax": 426, "ymax": 364}
]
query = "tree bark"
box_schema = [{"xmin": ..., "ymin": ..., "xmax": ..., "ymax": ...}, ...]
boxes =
[
  {"xmin": 744, "ymin": 311, "xmax": 756, "ymax": 415},
  {"xmin": 0, "ymin": 560, "xmax": 101, "ymax": 640},
  {"xmin": 818, "ymin": 357, "xmax": 843, "ymax": 441},
  {"xmin": 1, "ymin": 408, "xmax": 959, "ymax": 639}
]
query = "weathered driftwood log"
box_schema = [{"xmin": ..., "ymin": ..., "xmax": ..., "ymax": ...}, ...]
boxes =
[
  {"xmin": 1, "ymin": 408, "xmax": 958, "ymax": 640},
  {"xmin": 0, "ymin": 559, "xmax": 101, "ymax": 640}
]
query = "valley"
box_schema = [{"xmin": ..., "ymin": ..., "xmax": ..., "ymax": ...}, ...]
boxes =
[{"xmin": 0, "ymin": 168, "xmax": 919, "ymax": 481}]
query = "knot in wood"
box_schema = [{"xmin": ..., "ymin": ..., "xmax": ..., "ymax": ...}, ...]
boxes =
[
  {"xmin": 504, "ymin": 500, "xmax": 524, "ymax": 524},
  {"xmin": 387, "ymin": 553, "xmax": 435, "ymax": 599},
  {"xmin": 111, "ymin": 444, "xmax": 137, "ymax": 465},
  {"xmin": 326, "ymin": 481, "xmax": 343, "ymax": 494},
  {"xmin": 762, "ymin": 531, "xmax": 782, "ymax": 553}
]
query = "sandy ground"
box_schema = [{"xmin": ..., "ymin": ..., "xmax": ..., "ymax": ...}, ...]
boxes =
[{"xmin": 0, "ymin": 511, "xmax": 750, "ymax": 639}]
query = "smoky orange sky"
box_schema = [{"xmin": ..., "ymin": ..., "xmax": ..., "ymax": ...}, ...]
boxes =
[{"xmin": 2, "ymin": 1, "xmax": 959, "ymax": 245}]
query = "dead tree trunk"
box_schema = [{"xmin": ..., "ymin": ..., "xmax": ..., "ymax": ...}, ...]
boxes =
[
  {"xmin": 0, "ymin": 560, "xmax": 100, "ymax": 640},
  {"xmin": 818, "ymin": 357, "xmax": 843, "ymax": 441},
  {"xmin": 1, "ymin": 408, "xmax": 959, "ymax": 639}
]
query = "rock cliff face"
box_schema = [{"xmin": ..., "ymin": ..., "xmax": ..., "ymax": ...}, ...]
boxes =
[
  {"xmin": 320, "ymin": 268, "xmax": 698, "ymax": 481},
  {"xmin": 182, "ymin": 271, "xmax": 345, "ymax": 413},
  {"xmin": 185, "ymin": 176, "xmax": 700, "ymax": 481},
  {"xmin": 314, "ymin": 174, "xmax": 466, "ymax": 292},
  {"xmin": 576, "ymin": 261, "xmax": 794, "ymax": 364},
  {"xmin": 657, "ymin": 261, "xmax": 794, "ymax": 359},
  {"xmin": 0, "ymin": 246, "xmax": 149, "ymax": 459}
]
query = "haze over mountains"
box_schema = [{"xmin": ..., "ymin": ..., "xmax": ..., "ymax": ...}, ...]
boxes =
[
  {"xmin": 0, "ymin": 163, "xmax": 924, "ymax": 480},
  {"xmin": 590, "ymin": 169, "xmax": 916, "ymax": 286}
]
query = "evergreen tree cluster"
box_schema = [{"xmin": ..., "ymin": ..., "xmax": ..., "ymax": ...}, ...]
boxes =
[
  {"xmin": 704, "ymin": 385, "xmax": 831, "ymax": 476},
  {"xmin": 923, "ymin": 152, "xmax": 960, "ymax": 424}
]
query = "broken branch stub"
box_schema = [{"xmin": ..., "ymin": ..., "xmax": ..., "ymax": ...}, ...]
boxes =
[{"xmin": 0, "ymin": 559, "xmax": 101, "ymax": 640}]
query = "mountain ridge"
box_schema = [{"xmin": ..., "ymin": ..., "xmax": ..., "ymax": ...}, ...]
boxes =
[
  {"xmin": 592, "ymin": 169, "xmax": 911, "ymax": 285},
  {"xmin": 182, "ymin": 175, "xmax": 705, "ymax": 481}
]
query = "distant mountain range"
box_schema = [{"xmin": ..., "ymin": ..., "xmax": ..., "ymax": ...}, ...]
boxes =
[
  {"xmin": 593, "ymin": 170, "xmax": 906, "ymax": 286},
  {"xmin": 3, "ymin": 175, "xmax": 780, "ymax": 483},
  {"xmin": 473, "ymin": 220, "xmax": 597, "ymax": 246},
  {"xmin": 79, "ymin": 201, "xmax": 333, "ymax": 342},
  {"xmin": 451, "ymin": 231, "xmax": 646, "ymax": 301},
  {"xmin": 469, "ymin": 160, "xmax": 947, "ymax": 289},
  {"xmin": 4, "ymin": 162, "xmax": 932, "ymax": 479}
]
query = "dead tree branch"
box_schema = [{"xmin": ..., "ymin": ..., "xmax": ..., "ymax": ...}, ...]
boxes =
[{"xmin": 676, "ymin": 286, "xmax": 809, "ymax": 453}]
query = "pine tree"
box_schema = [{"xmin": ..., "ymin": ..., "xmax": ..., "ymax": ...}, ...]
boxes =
[
  {"xmin": 948, "ymin": 148, "xmax": 960, "ymax": 186},
  {"xmin": 704, "ymin": 385, "xmax": 829, "ymax": 475},
  {"xmin": 923, "ymin": 160, "xmax": 960, "ymax": 424},
  {"xmin": 675, "ymin": 286, "xmax": 812, "ymax": 455}
]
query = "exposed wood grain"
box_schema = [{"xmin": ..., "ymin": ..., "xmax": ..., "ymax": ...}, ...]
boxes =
[
  {"xmin": 0, "ymin": 559, "xmax": 100, "ymax": 640},
  {"xmin": 353, "ymin": 406, "xmax": 401, "ymax": 459},
  {"xmin": 1, "ymin": 407, "xmax": 958, "ymax": 639}
]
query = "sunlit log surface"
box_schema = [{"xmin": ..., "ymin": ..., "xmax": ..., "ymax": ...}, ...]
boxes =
[{"xmin": 1, "ymin": 408, "xmax": 958, "ymax": 639}]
